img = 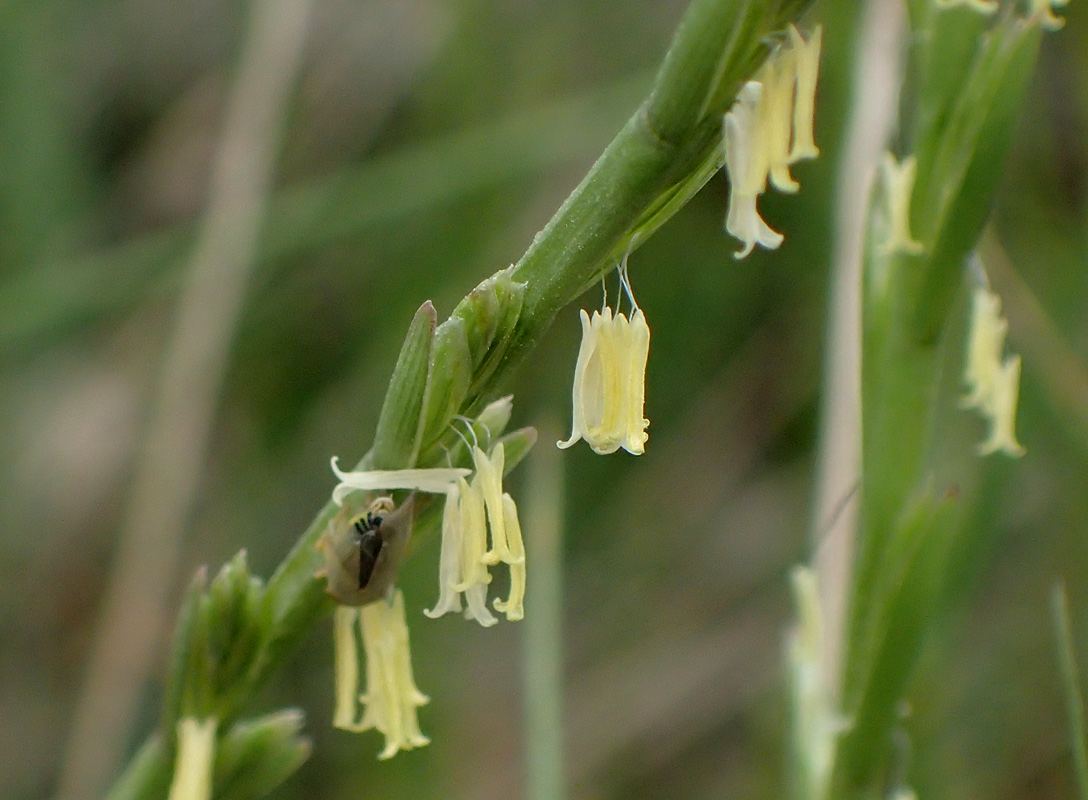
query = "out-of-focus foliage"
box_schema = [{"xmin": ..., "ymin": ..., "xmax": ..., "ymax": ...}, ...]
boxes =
[{"xmin": 0, "ymin": 1, "xmax": 1086, "ymax": 799}]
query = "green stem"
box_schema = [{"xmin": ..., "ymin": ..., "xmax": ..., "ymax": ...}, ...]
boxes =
[
  {"xmin": 105, "ymin": 0, "xmax": 815, "ymax": 794},
  {"xmin": 253, "ymin": 0, "xmax": 812, "ymax": 710},
  {"xmin": 508, "ymin": 0, "xmax": 808, "ymax": 335},
  {"xmin": 835, "ymin": 11, "xmax": 1046, "ymax": 796}
]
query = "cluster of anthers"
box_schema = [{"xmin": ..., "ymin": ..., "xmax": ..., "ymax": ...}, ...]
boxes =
[
  {"xmin": 961, "ymin": 283, "xmax": 1025, "ymax": 457},
  {"xmin": 722, "ymin": 24, "xmax": 823, "ymax": 258},
  {"xmin": 558, "ymin": 264, "xmax": 650, "ymax": 456},
  {"xmin": 424, "ymin": 437, "xmax": 526, "ymax": 626},
  {"xmin": 877, "ymin": 152, "xmax": 924, "ymax": 257},
  {"xmin": 316, "ymin": 397, "xmax": 527, "ymax": 758},
  {"xmin": 332, "ymin": 591, "xmax": 429, "ymax": 759}
]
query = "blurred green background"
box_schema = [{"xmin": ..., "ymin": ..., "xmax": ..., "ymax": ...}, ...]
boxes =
[{"xmin": 1, "ymin": 0, "xmax": 1087, "ymax": 798}]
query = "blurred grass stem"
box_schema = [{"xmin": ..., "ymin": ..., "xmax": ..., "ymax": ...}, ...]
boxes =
[
  {"xmin": 1052, "ymin": 583, "xmax": 1088, "ymax": 800},
  {"xmin": 523, "ymin": 425, "xmax": 566, "ymax": 800},
  {"xmin": 57, "ymin": 1, "xmax": 316, "ymax": 796},
  {"xmin": 812, "ymin": 0, "xmax": 903, "ymax": 703},
  {"xmin": 834, "ymin": 7, "xmax": 1046, "ymax": 791}
]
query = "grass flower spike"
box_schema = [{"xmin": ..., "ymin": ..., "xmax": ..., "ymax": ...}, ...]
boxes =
[
  {"xmin": 167, "ymin": 717, "xmax": 218, "ymax": 800},
  {"xmin": 333, "ymin": 591, "xmax": 430, "ymax": 759},
  {"xmin": 88, "ymin": 0, "xmax": 1066, "ymax": 793},
  {"xmin": 558, "ymin": 283, "xmax": 650, "ymax": 455},
  {"xmin": 962, "ymin": 285, "xmax": 1025, "ymax": 457},
  {"xmin": 723, "ymin": 25, "xmax": 823, "ymax": 258}
]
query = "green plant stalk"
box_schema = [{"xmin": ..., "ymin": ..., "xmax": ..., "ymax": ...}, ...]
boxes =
[
  {"xmin": 858, "ymin": 19, "xmax": 1041, "ymax": 557},
  {"xmin": 850, "ymin": 18, "xmax": 1042, "ymax": 675},
  {"xmin": 1052, "ymin": 583, "xmax": 1088, "ymax": 800},
  {"xmin": 834, "ymin": 10, "xmax": 1045, "ymax": 795},
  {"xmin": 260, "ymin": 0, "xmax": 810, "ymax": 695},
  {"xmin": 838, "ymin": 485, "xmax": 960, "ymax": 785},
  {"xmin": 105, "ymin": 0, "xmax": 817, "ymax": 795}
]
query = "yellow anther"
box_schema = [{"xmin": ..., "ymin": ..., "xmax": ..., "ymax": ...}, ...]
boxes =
[{"xmin": 879, "ymin": 153, "xmax": 924, "ymax": 256}]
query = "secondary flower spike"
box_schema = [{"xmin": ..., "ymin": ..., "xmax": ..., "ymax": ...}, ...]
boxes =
[
  {"xmin": 722, "ymin": 25, "xmax": 822, "ymax": 258},
  {"xmin": 333, "ymin": 591, "xmax": 430, "ymax": 759},
  {"xmin": 961, "ymin": 285, "xmax": 1025, "ymax": 457},
  {"xmin": 557, "ymin": 304, "xmax": 650, "ymax": 455}
]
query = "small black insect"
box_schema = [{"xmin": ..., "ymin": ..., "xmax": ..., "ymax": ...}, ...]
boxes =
[
  {"xmin": 353, "ymin": 511, "xmax": 384, "ymax": 589},
  {"xmin": 318, "ymin": 495, "xmax": 407, "ymax": 605}
]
